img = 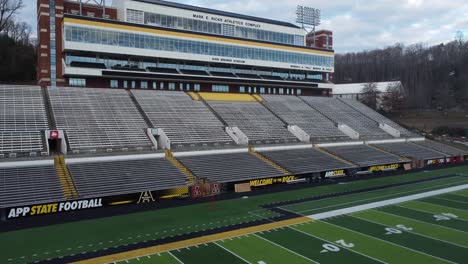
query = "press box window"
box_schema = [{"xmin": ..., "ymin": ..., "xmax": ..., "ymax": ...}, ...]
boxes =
[
  {"xmin": 69, "ymin": 78, "xmax": 86, "ymax": 87},
  {"xmin": 110, "ymin": 80, "xmax": 118, "ymax": 88}
]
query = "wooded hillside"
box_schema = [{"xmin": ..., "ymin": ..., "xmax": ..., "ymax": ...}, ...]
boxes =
[{"xmin": 334, "ymin": 41, "xmax": 468, "ymax": 110}]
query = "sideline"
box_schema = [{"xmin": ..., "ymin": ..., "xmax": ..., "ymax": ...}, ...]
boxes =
[
  {"xmin": 308, "ymin": 184, "xmax": 468, "ymax": 220},
  {"xmin": 71, "ymin": 217, "xmax": 311, "ymax": 264}
]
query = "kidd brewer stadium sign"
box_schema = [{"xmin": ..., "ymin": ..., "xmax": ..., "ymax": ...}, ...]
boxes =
[{"xmin": 6, "ymin": 198, "xmax": 103, "ymax": 219}]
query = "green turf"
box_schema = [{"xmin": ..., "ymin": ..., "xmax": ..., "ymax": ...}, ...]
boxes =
[
  {"xmin": 293, "ymin": 221, "xmax": 448, "ymax": 264},
  {"xmin": 258, "ymin": 227, "xmax": 381, "ymax": 263},
  {"xmin": 454, "ymin": 189, "xmax": 468, "ymax": 197},
  {"xmin": 326, "ymin": 215, "xmax": 468, "ymax": 263},
  {"xmin": 282, "ymin": 176, "xmax": 468, "ymax": 215},
  {"xmin": 218, "ymin": 234, "xmax": 313, "ymax": 264},
  {"xmin": 1, "ymin": 166, "xmax": 467, "ymax": 263},
  {"xmin": 399, "ymin": 201, "xmax": 468, "ymax": 221},
  {"xmin": 353, "ymin": 209, "xmax": 468, "ymax": 247},
  {"xmin": 116, "ymin": 252, "xmax": 180, "ymax": 264},
  {"xmin": 378, "ymin": 205, "xmax": 468, "ymax": 232},
  {"xmin": 421, "ymin": 197, "xmax": 468, "ymax": 211},
  {"xmin": 171, "ymin": 243, "xmax": 245, "ymax": 264},
  {"xmin": 439, "ymin": 193, "xmax": 468, "ymax": 203}
]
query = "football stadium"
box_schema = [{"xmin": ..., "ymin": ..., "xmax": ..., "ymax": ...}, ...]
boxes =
[{"xmin": 0, "ymin": 0, "xmax": 468, "ymax": 263}]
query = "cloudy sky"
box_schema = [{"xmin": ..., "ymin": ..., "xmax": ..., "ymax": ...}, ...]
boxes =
[{"xmin": 20, "ymin": 0, "xmax": 468, "ymax": 53}]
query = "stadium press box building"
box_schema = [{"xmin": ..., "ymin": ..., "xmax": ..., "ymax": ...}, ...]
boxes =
[{"xmin": 37, "ymin": 0, "xmax": 335, "ymax": 96}]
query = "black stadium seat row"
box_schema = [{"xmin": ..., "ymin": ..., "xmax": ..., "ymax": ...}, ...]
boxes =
[{"xmin": 1, "ymin": 85, "xmax": 467, "ymax": 208}]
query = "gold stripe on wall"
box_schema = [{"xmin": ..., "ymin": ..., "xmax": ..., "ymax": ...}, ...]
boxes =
[{"xmin": 64, "ymin": 17, "xmax": 334, "ymax": 56}]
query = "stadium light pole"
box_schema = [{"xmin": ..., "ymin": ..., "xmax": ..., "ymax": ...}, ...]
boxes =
[{"xmin": 296, "ymin": 5, "xmax": 321, "ymax": 46}]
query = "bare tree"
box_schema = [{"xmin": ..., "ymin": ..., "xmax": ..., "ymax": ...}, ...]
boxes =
[
  {"xmin": 0, "ymin": 0, "xmax": 23, "ymax": 32},
  {"xmin": 4, "ymin": 20, "xmax": 30, "ymax": 43},
  {"xmin": 381, "ymin": 82, "xmax": 406, "ymax": 113},
  {"xmin": 359, "ymin": 82, "xmax": 379, "ymax": 110}
]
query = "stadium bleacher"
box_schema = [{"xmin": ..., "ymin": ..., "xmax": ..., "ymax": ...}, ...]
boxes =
[
  {"xmin": 300, "ymin": 97, "xmax": 392, "ymax": 140},
  {"xmin": 259, "ymin": 148, "xmax": 354, "ymax": 174},
  {"xmin": 1, "ymin": 85, "xmax": 467, "ymax": 211},
  {"xmin": 414, "ymin": 140, "xmax": 468, "ymax": 157},
  {"xmin": 132, "ymin": 90, "xmax": 234, "ymax": 148},
  {"xmin": 68, "ymin": 158, "xmax": 188, "ymax": 198},
  {"xmin": 178, "ymin": 152, "xmax": 285, "ymax": 183},
  {"xmin": 0, "ymin": 85, "xmax": 49, "ymax": 156},
  {"xmin": 48, "ymin": 87, "xmax": 151, "ymax": 152},
  {"xmin": 373, "ymin": 142, "xmax": 447, "ymax": 160},
  {"xmin": 207, "ymin": 100, "xmax": 298, "ymax": 144},
  {"xmin": 261, "ymin": 95, "xmax": 350, "ymax": 142},
  {"xmin": 323, "ymin": 144, "xmax": 406, "ymax": 167},
  {"xmin": 0, "ymin": 164, "xmax": 64, "ymax": 207},
  {"xmin": 339, "ymin": 98, "xmax": 417, "ymax": 137}
]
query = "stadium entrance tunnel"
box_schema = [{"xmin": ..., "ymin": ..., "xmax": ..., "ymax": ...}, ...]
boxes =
[
  {"xmin": 45, "ymin": 130, "xmax": 68, "ymax": 154},
  {"xmin": 48, "ymin": 138, "xmax": 62, "ymax": 154}
]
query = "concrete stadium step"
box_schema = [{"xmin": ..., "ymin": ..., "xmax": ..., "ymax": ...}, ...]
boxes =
[
  {"xmin": 165, "ymin": 149, "xmax": 196, "ymax": 185},
  {"xmin": 54, "ymin": 155, "xmax": 79, "ymax": 199}
]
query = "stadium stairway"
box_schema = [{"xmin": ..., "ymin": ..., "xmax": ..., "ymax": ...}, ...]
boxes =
[
  {"xmin": 366, "ymin": 143, "xmax": 408, "ymax": 162},
  {"xmin": 410, "ymin": 141, "xmax": 456, "ymax": 157},
  {"xmin": 338, "ymin": 98, "xmax": 382, "ymax": 125},
  {"xmin": 54, "ymin": 155, "xmax": 79, "ymax": 199},
  {"xmin": 313, "ymin": 146, "xmax": 357, "ymax": 166},
  {"xmin": 191, "ymin": 92, "xmax": 230, "ymax": 127},
  {"xmin": 248, "ymin": 146, "xmax": 293, "ymax": 175},
  {"xmin": 187, "ymin": 91, "xmax": 201, "ymax": 101},
  {"xmin": 297, "ymin": 96, "xmax": 339, "ymax": 126},
  {"xmin": 128, "ymin": 90, "xmax": 155, "ymax": 128},
  {"xmin": 165, "ymin": 149, "xmax": 196, "ymax": 185},
  {"xmin": 42, "ymin": 87, "xmax": 56, "ymax": 130},
  {"xmin": 252, "ymin": 94, "xmax": 290, "ymax": 128}
]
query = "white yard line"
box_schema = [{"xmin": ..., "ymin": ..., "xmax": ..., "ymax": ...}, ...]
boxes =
[
  {"xmin": 320, "ymin": 220, "xmax": 457, "ymax": 264},
  {"xmin": 351, "ymin": 214, "xmax": 468, "ymax": 249},
  {"xmin": 431, "ymin": 197, "xmax": 468, "ymax": 205},
  {"xmin": 394, "ymin": 204, "xmax": 468, "ymax": 222},
  {"xmin": 168, "ymin": 252, "xmax": 184, "ymax": 264},
  {"xmin": 289, "ymin": 226, "xmax": 388, "ymax": 264},
  {"xmin": 307, "ymin": 184, "xmax": 468, "ymax": 220},
  {"xmin": 253, "ymin": 234, "xmax": 320, "ymax": 264},
  {"xmin": 213, "ymin": 242, "xmax": 251, "ymax": 263},
  {"xmin": 373, "ymin": 208, "xmax": 468, "ymax": 234},
  {"xmin": 292, "ymin": 180, "xmax": 468, "ymax": 215}
]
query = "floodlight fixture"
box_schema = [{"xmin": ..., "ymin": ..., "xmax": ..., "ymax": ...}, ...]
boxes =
[{"xmin": 296, "ymin": 5, "xmax": 321, "ymax": 29}]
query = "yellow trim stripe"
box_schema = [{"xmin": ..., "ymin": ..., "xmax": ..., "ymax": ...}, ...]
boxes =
[
  {"xmin": 64, "ymin": 17, "xmax": 334, "ymax": 56},
  {"xmin": 109, "ymin": 200, "xmax": 134, "ymax": 205},
  {"xmin": 71, "ymin": 217, "xmax": 311, "ymax": 264}
]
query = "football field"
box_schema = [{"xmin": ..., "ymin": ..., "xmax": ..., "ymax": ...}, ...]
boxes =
[
  {"xmin": 2, "ymin": 167, "xmax": 468, "ymax": 264},
  {"xmin": 117, "ymin": 188, "xmax": 468, "ymax": 264}
]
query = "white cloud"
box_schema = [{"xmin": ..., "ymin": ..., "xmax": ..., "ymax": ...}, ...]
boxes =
[{"xmin": 18, "ymin": 0, "xmax": 468, "ymax": 52}]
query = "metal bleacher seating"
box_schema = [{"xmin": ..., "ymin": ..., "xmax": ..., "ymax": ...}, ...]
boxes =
[
  {"xmin": 0, "ymin": 85, "xmax": 49, "ymax": 156},
  {"xmin": 373, "ymin": 142, "xmax": 447, "ymax": 160},
  {"xmin": 178, "ymin": 152, "xmax": 285, "ymax": 183},
  {"xmin": 260, "ymin": 148, "xmax": 354, "ymax": 174},
  {"xmin": 414, "ymin": 140, "xmax": 467, "ymax": 157},
  {"xmin": 48, "ymin": 87, "xmax": 151, "ymax": 152},
  {"xmin": 208, "ymin": 100, "xmax": 298, "ymax": 144},
  {"xmin": 261, "ymin": 95, "xmax": 350, "ymax": 142},
  {"xmin": 323, "ymin": 144, "xmax": 405, "ymax": 167},
  {"xmin": 301, "ymin": 97, "xmax": 392, "ymax": 140},
  {"xmin": 0, "ymin": 165, "xmax": 65, "ymax": 207},
  {"xmin": 340, "ymin": 98, "xmax": 418, "ymax": 137},
  {"xmin": 132, "ymin": 90, "xmax": 234, "ymax": 148},
  {"xmin": 68, "ymin": 158, "xmax": 187, "ymax": 197}
]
